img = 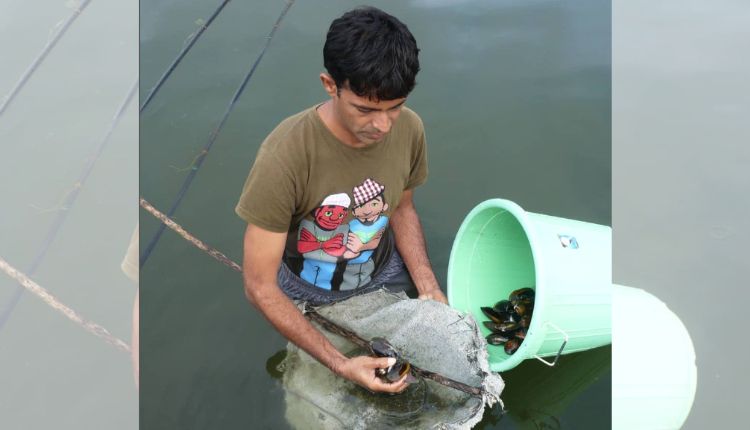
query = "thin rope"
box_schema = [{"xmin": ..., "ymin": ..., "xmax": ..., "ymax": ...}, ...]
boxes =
[
  {"xmin": 0, "ymin": 78, "xmax": 139, "ymax": 331},
  {"xmin": 139, "ymin": 0, "xmax": 296, "ymax": 269},
  {"xmin": 0, "ymin": 0, "xmax": 94, "ymax": 116},
  {"xmin": 0, "ymin": 256, "xmax": 131, "ymax": 353},
  {"xmin": 140, "ymin": 0, "xmax": 233, "ymax": 112}
]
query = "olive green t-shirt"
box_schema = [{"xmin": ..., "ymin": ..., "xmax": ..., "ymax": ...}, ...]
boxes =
[{"xmin": 235, "ymin": 103, "xmax": 428, "ymax": 291}]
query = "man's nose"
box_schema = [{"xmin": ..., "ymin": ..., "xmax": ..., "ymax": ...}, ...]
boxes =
[{"xmin": 372, "ymin": 112, "xmax": 391, "ymax": 133}]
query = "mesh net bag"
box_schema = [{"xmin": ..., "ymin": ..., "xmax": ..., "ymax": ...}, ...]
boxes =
[{"xmin": 280, "ymin": 288, "xmax": 505, "ymax": 429}]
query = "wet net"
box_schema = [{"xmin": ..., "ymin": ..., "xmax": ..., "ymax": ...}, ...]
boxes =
[{"xmin": 281, "ymin": 288, "xmax": 505, "ymax": 429}]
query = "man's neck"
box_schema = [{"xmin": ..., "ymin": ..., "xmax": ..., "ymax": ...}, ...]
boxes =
[{"xmin": 316, "ymin": 100, "xmax": 362, "ymax": 148}]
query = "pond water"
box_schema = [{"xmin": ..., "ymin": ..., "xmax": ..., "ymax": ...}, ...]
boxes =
[
  {"xmin": 139, "ymin": 0, "xmax": 611, "ymax": 428},
  {"xmin": 1, "ymin": 1, "xmax": 138, "ymax": 429}
]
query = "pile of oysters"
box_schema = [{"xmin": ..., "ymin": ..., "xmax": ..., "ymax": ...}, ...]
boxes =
[{"xmin": 481, "ymin": 287, "xmax": 535, "ymax": 355}]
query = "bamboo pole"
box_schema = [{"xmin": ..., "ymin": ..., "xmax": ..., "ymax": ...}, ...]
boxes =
[
  {"xmin": 139, "ymin": 197, "xmax": 241, "ymax": 272},
  {"xmin": 0, "ymin": 256, "xmax": 131, "ymax": 353}
]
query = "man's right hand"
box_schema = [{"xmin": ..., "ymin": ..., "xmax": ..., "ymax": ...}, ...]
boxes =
[
  {"xmin": 243, "ymin": 224, "xmax": 410, "ymax": 395},
  {"xmin": 336, "ymin": 355, "xmax": 410, "ymax": 394}
]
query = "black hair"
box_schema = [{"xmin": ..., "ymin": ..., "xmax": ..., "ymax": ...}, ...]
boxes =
[{"xmin": 324, "ymin": 6, "xmax": 420, "ymax": 101}]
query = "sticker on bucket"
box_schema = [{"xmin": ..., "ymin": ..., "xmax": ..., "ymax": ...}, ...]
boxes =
[{"xmin": 558, "ymin": 234, "xmax": 579, "ymax": 249}]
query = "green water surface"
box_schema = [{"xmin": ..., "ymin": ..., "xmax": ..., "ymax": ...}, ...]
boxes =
[{"xmin": 140, "ymin": 0, "xmax": 611, "ymax": 428}]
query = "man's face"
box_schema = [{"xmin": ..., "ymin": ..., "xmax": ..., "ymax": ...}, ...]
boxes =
[
  {"xmin": 332, "ymin": 85, "xmax": 407, "ymax": 146},
  {"xmin": 352, "ymin": 195, "xmax": 389, "ymax": 223}
]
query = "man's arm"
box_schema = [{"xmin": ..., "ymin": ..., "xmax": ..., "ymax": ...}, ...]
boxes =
[
  {"xmin": 389, "ymin": 189, "xmax": 448, "ymax": 304},
  {"xmin": 242, "ymin": 223, "xmax": 409, "ymax": 393}
]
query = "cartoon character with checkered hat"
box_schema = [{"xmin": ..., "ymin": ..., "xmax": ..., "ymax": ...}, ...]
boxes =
[
  {"xmin": 297, "ymin": 192, "xmax": 351, "ymax": 289},
  {"xmin": 343, "ymin": 178, "xmax": 390, "ymax": 288}
]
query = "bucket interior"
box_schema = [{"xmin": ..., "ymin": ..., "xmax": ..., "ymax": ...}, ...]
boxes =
[{"xmin": 448, "ymin": 203, "xmax": 536, "ymax": 368}]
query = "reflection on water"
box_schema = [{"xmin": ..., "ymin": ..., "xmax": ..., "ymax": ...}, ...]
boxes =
[{"xmin": 499, "ymin": 346, "xmax": 611, "ymax": 429}]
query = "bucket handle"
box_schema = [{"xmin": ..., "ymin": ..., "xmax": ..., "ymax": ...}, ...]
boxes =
[{"xmin": 533, "ymin": 322, "xmax": 569, "ymax": 367}]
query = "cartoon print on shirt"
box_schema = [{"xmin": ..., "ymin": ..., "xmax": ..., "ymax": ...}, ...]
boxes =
[
  {"xmin": 343, "ymin": 178, "xmax": 389, "ymax": 289},
  {"xmin": 297, "ymin": 193, "xmax": 351, "ymax": 289}
]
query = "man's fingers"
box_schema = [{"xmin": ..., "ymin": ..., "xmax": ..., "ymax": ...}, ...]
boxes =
[
  {"xmin": 388, "ymin": 373, "xmax": 411, "ymax": 393},
  {"xmin": 368, "ymin": 373, "xmax": 410, "ymax": 393},
  {"xmin": 365, "ymin": 356, "xmax": 396, "ymax": 369},
  {"xmin": 368, "ymin": 358, "xmax": 410, "ymax": 393},
  {"xmin": 391, "ymin": 372, "xmax": 410, "ymax": 392},
  {"xmin": 346, "ymin": 356, "xmax": 411, "ymax": 394}
]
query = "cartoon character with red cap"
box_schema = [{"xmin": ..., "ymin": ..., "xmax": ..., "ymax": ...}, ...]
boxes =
[{"xmin": 297, "ymin": 193, "xmax": 351, "ymax": 289}]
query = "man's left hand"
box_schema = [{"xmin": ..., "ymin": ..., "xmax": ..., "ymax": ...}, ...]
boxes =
[{"xmin": 418, "ymin": 287, "xmax": 448, "ymax": 305}]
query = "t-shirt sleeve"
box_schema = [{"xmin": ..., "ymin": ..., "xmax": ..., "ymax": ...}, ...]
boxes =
[
  {"xmin": 405, "ymin": 115, "xmax": 428, "ymax": 190},
  {"xmin": 235, "ymin": 147, "xmax": 296, "ymax": 233}
]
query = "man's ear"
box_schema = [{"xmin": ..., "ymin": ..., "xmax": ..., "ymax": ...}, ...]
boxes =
[
  {"xmin": 319, "ymin": 73, "xmax": 338, "ymax": 98},
  {"xmin": 383, "ymin": 202, "xmax": 389, "ymax": 212}
]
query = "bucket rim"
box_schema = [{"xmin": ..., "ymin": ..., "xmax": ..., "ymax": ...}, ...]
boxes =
[{"xmin": 447, "ymin": 198, "xmax": 548, "ymax": 372}]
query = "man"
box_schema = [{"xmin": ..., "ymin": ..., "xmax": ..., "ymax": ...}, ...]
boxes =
[{"xmin": 236, "ymin": 6, "xmax": 447, "ymax": 394}]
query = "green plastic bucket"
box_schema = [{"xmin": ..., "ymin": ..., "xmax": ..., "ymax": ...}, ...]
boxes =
[
  {"xmin": 612, "ymin": 284, "xmax": 697, "ymax": 430},
  {"xmin": 447, "ymin": 199, "xmax": 612, "ymax": 372}
]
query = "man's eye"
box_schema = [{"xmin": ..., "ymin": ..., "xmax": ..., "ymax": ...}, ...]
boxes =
[
  {"xmin": 325, "ymin": 211, "xmax": 332, "ymax": 216},
  {"xmin": 372, "ymin": 202, "xmax": 379, "ymax": 207}
]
